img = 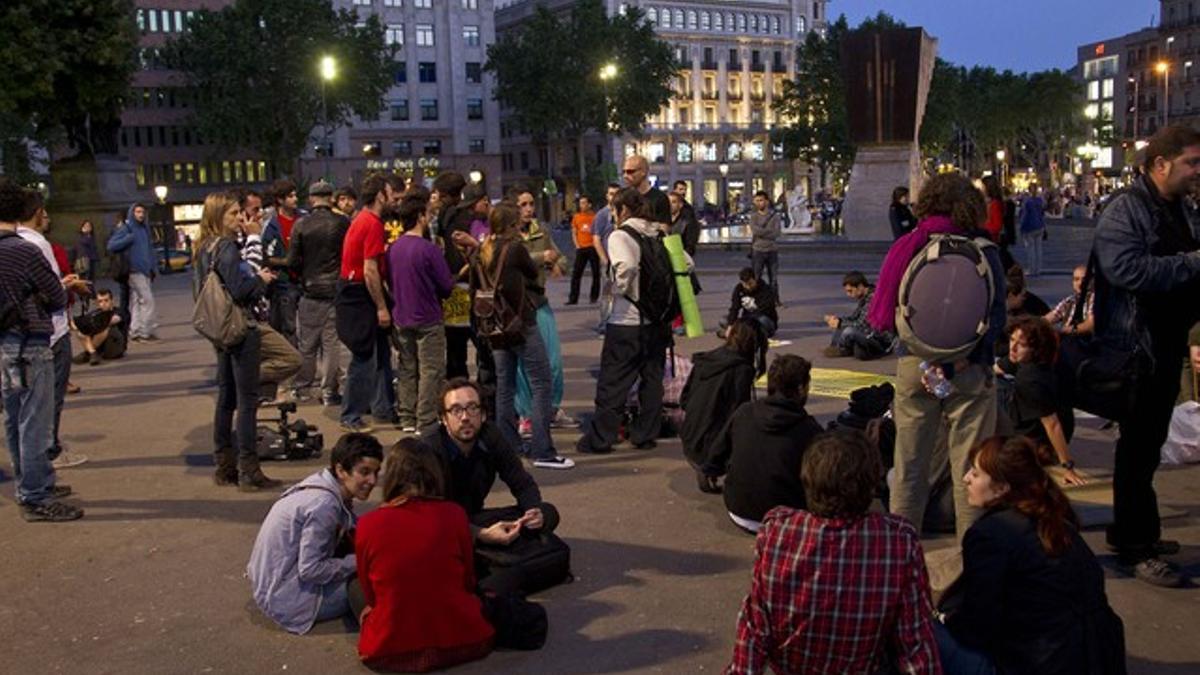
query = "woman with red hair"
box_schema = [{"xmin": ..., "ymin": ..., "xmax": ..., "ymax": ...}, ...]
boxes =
[{"xmin": 934, "ymin": 436, "xmax": 1126, "ymax": 674}]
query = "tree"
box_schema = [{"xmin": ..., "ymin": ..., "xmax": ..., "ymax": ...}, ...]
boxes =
[
  {"xmin": 0, "ymin": 0, "xmax": 138, "ymax": 176},
  {"xmin": 485, "ymin": 0, "xmax": 674, "ymax": 192},
  {"xmin": 164, "ymin": 0, "xmax": 394, "ymax": 177}
]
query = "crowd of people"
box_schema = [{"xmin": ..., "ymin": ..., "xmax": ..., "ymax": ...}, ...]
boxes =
[{"xmin": 6, "ymin": 124, "xmax": 1200, "ymax": 674}]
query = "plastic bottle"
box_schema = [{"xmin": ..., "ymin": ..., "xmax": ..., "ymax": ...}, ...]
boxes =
[{"xmin": 919, "ymin": 361, "xmax": 954, "ymax": 399}]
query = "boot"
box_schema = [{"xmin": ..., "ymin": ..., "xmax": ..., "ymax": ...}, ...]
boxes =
[
  {"xmin": 213, "ymin": 449, "xmax": 238, "ymax": 486},
  {"xmin": 238, "ymin": 456, "xmax": 283, "ymax": 492}
]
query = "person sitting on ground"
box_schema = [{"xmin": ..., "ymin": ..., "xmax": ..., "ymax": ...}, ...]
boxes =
[
  {"xmin": 707, "ymin": 354, "xmax": 824, "ymax": 532},
  {"xmin": 727, "ymin": 429, "xmax": 941, "ymax": 674},
  {"xmin": 247, "ymin": 433, "xmax": 383, "ymax": 634},
  {"xmin": 1043, "ymin": 264, "xmax": 1094, "ymax": 336},
  {"xmin": 823, "ymin": 271, "xmax": 895, "ymax": 360},
  {"xmin": 680, "ymin": 320, "xmax": 766, "ymax": 494},
  {"xmin": 935, "ymin": 436, "xmax": 1126, "ymax": 674},
  {"xmin": 994, "ymin": 316, "xmax": 1087, "ymax": 486},
  {"xmin": 720, "ymin": 267, "xmax": 778, "ymax": 339},
  {"xmin": 72, "ymin": 288, "xmax": 126, "ymax": 365},
  {"xmin": 422, "ymin": 378, "xmax": 562, "ymax": 593},
  {"xmin": 355, "ymin": 437, "xmax": 497, "ymax": 672},
  {"xmin": 1005, "ymin": 264, "xmax": 1051, "ymax": 319}
]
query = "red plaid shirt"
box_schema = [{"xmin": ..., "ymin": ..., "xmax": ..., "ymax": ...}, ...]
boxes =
[{"xmin": 727, "ymin": 507, "xmax": 942, "ymax": 675}]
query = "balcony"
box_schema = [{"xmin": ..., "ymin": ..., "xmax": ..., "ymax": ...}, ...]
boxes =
[
  {"xmin": 728, "ymin": 91, "xmax": 744, "ymax": 101},
  {"xmin": 701, "ymin": 90, "xmax": 719, "ymax": 100},
  {"xmin": 642, "ymin": 121, "xmax": 770, "ymax": 134},
  {"xmin": 729, "ymin": 61, "xmax": 743, "ymax": 71},
  {"xmin": 700, "ymin": 60, "xmax": 720, "ymax": 70},
  {"xmin": 675, "ymin": 90, "xmax": 694, "ymax": 100},
  {"xmin": 750, "ymin": 62, "xmax": 765, "ymax": 72},
  {"xmin": 750, "ymin": 92, "xmax": 767, "ymax": 102}
]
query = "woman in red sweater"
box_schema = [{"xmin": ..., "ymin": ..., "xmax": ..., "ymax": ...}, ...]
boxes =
[
  {"xmin": 355, "ymin": 438, "xmax": 494, "ymax": 672},
  {"xmin": 981, "ymin": 175, "xmax": 1005, "ymax": 243}
]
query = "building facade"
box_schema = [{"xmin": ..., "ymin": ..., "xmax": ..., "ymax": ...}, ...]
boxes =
[
  {"xmin": 304, "ymin": 0, "xmax": 502, "ymax": 195},
  {"xmin": 495, "ymin": 0, "xmax": 827, "ymax": 215}
]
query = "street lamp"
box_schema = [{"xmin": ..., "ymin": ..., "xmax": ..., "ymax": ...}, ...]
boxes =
[
  {"xmin": 598, "ymin": 62, "xmax": 619, "ymax": 175},
  {"xmin": 1128, "ymin": 75, "xmax": 1140, "ymax": 141},
  {"xmin": 319, "ymin": 55, "xmax": 337, "ymax": 180},
  {"xmin": 995, "ymin": 149, "xmax": 1007, "ymax": 186},
  {"xmin": 153, "ymin": 185, "xmax": 170, "ymax": 273},
  {"xmin": 718, "ymin": 163, "xmax": 730, "ymax": 217},
  {"xmin": 1156, "ymin": 60, "xmax": 1170, "ymax": 127},
  {"xmin": 468, "ymin": 170, "xmax": 483, "ymax": 184}
]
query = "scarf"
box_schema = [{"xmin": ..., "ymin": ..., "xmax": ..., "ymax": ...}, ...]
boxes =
[{"xmin": 867, "ymin": 215, "xmax": 960, "ymax": 333}]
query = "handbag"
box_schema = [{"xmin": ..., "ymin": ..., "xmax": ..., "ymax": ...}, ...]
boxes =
[
  {"xmin": 1055, "ymin": 254, "xmax": 1148, "ymax": 421},
  {"xmin": 192, "ymin": 241, "xmax": 250, "ymax": 349}
]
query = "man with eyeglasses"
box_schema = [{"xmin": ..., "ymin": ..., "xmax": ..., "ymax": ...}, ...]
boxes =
[{"xmin": 623, "ymin": 154, "xmax": 671, "ymax": 226}]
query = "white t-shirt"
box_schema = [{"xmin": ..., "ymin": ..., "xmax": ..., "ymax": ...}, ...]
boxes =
[{"xmin": 17, "ymin": 227, "xmax": 68, "ymax": 344}]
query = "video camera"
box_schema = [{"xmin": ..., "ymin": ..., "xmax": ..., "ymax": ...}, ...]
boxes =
[{"xmin": 256, "ymin": 401, "xmax": 323, "ymax": 461}]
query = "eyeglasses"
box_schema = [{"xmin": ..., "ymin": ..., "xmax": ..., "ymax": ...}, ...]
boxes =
[
  {"xmin": 623, "ymin": 168, "xmax": 640, "ymax": 175},
  {"xmin": 446, "ymin": 403, "xmax": 482, "ymax": 417}
]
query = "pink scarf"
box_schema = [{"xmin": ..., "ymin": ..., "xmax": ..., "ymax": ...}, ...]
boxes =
[{"xmin": 867, "ymin": 215, "xmax": 960, "ymax": 333}]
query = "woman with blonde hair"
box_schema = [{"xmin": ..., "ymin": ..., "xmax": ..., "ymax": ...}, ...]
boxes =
[{"xmin": 194, "ymin": 191, "xmax": 280, "ymax": 490}]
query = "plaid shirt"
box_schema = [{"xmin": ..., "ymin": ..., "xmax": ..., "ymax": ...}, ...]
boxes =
[{"xmin": 727, "ymin": 508, "xmax": 942, "ymax": 675}]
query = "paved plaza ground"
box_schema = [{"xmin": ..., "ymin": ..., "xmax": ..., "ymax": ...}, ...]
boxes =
[{"xmin": 2, "ymin": 226, "xmax": 1199, "ymax": 673}]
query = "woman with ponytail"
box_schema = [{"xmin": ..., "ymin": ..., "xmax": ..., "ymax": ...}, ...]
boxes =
[{"xmin": 934, "ymin": 436, "xmax": 1126, "ymax": 675}]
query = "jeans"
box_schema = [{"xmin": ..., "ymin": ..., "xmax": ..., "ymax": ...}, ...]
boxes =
[
  {"xmin": 295, "ymin": 296, "xmax": 343, "ymax": 398},
  {"xmin": 396, "ymin": 323, "xmax": 447, "ymax": 429},
  {"xmin": 569, "ymin": 247, "xmax": 601, "ymax": 303},
  {"xmin": 341, "ymin": 327, "xmax": 395, "ymax": 425},
  {"xmin": 50, "ymin": 335, "xmax": 71, "ymax": 457},
  {"xmin": 128, "ymin": 272, "xmax": 158, "ymax": 339},
  {"xmin": 214, "ymin": 327, "xmax": 261, "ymax": 462},
  {"xmin": 891, "ymin": 357, "xmax": 996, "ymax": 540},
  {"xmin": 933, "ymin": 623, "xmax": 996, "ymax": 675},
  {"xmin": 1022, "ymin": 229, "xmax": 1044, "ymax": 276},
  {"xmin": 751, "ymin": 250, "xmax": 779, "ymax": 301},
  {"xmin": 576, "ymin": 323, "xmax": 670, "ymax": 452},
  {"xmin": 269, "ymin": 283, "xmax": 301, "ymax": 345},
  {"xmin": 314, "ymin": 579, "xmax": 351, "ymax": 624},
  {"xmin": 832, "ymin": 324, "xmax": 892, "ymax": 360},
  {"xmin": 516, "ymin": 304, "xmax": 564, "ymax": 418},
  {"xmin": 1, "ymin": 336, "xmax": 57, "ymax": 505},
  {"xmin": 494, "ymin": 324, "xmax": 555, "ymax": 460}
]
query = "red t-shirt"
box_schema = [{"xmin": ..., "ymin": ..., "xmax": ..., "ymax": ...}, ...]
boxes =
[
  {"xmin": 277, "ymin": 210, "xmax": 297, "ymax": 247},
  {"xmin": 355, "ymin": 499, "xmax": 494, "ymax": 672},
  {"xmin": 340, "ymin": 209, "xmax": 387, "ymax": 282},
  {"xmin": 984, "ymin": 199, "xmax": 1003, "ymax": 242}
]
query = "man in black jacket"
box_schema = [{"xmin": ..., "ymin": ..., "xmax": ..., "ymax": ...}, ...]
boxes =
[
  {"xmin": 708, "ymin": 354, "xmax": 823, "ymax": 533},
  {"xmin": 671, "ymin": 181, "xmax": 701, "ymax": 256},
  {"xmin": 721, "ymin": 268, "xmax": 778, "ymax": 338},
  {"xmin": 288, "ymin": 181, "xmax": 350, "ymax": 406}
]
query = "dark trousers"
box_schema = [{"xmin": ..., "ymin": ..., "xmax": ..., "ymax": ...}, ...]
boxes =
[
  {"xmin": 1109, "ymin": 352, "xmax": 1181, "ymax": 554},
  {"xmin": 214, "ymin": 327, "xmax": 262, "ymax": 461},
  {"xmin": 752, "ymin": 250, "xmax": 779, "ymax": 302},
  {"xmin": 577, "ymin": 323, "xmax": 670, "ymax": 452},
  {"xmin": 341, "ymin": 327, "xmax": 394, "ymax": 425},
  {"xmin": 50, "ymin": 336, "xmax": 71, "ymax": 457},
  {"xmin": 471, "ymin": 503, "xmax": 561, "ymax": 594},
  {"xmin": 117, "ymin": 278, "xmax": 132, "ymax": 332},
  {"xmin": 568, "ymin": 247, "xmax": 600, "ymax": 303},
  {"xmin": 832, "ymin": 325, "xmax": 892, "ymax": 360},
  {"xmin": 446, "ymin": 325, "xmax": 471, "ymax": 380},
  {"xmin": 269, "ymin": 284, "xmax": 300, "ymax": 345}
]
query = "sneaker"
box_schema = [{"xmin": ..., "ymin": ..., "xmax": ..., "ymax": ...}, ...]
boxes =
[
  {"xmin": 400, "ymin": 425, "xmax": 418, "ymax": 434},
  {"xmin": 52, "ymin": 484, "xmax": 73, "ymax": 499},
  {"xmin": 373, "ymin": 413, "xmax": 402, "ymax": 428},
  {"xmin": 550, "ymin": 409, "xmax": 580, "ymax": 429},
  {"xmin": 822, "ymin": 345, "xmax": 846, "ymax": 358},
  {"xmin": 1108, "ymin": 539, "xmax": 1181, "ymax": 556},
  {"xmin": 532, "ymin": 456, "xmax": 576, "ymax": 470},
  {"xmin": 518, "ymin": 418, "xmax": 533, "ymax": 440},
  {"xmin": 340, "ymin": 419, "xmax": 375, "ymax": 434},
  {"xmin": 52, "ymin": 450, "xmax": 89, "ymax": 469},
  {"xmin": 88, "ymin": 352, "xmax": 102, "ymax": 366},
  {"xmin": 322, "ymin": 393, "xmax": 343, "ymax": 407},
  {"xmin": 696, "ymin": 471, "xmax": 722, "ymax": 494},
  {"xmin": 21, "ymin": 500, "xmax": 84, "ymax": 522},
  {"xmin": 1120, "ymin": 556, "xmax": 1185, "ymax": 588}
]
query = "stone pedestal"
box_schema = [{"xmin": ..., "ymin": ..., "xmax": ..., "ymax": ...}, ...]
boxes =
[
  {"xmin": 841, "ymin": 144, "xmax": 922, "ymax": 241},
  {"xmin": 46, "ymin": 154, "xmax": 140, "ymax": 253}
]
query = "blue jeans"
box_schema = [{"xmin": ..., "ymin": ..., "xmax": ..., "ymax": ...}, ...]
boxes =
[
  {"xmin": 215, "ymin": 327, "xmax": 261, "ymax": 461},
  {"xmin": 341, "ymin": 327, "xmax": 394, "ymax": 425},
  {"xmin": 1, "ymin": 335, "xmax": 58, "ymax": 505},
  {"xmin": 495, "ymin": 323, "xmax": 555, "ymax": 460},
  {"xmin": 933, "ymin": 622, "xmax": 996, "ymax": 675},
  {"xmin": 50, "ymin": 335, "xmax": 71, "ymax": 457},
  {"xmin": 314, "ymin": 579, "xmax": 350, "ymax": 624},
  {"xmin": 515, "ymin": 303, "xmax": 563, "ymax": 418}
]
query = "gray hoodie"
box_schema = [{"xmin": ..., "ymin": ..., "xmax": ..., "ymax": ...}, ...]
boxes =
[
  {"xmin": 749, "ymin": 209, "xmax": 781, "ymax": 253},
  {"xmin": 246, "ymin": 469, "xmax": 357, "ymax": 634}
]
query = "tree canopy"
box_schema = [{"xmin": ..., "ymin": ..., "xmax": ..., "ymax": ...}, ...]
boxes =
[{"xmin": 164, "ymin": 0, "xmax": 395, "ymax": 177}]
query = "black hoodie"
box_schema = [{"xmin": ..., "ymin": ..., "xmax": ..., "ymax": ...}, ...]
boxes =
[
  {"xmin": 679, "ymin": 346, "xmax": 757, "ymax": 471},
  {"xmin": 714, "ymin": 395, "xmax": 823, "ymax": 524}
]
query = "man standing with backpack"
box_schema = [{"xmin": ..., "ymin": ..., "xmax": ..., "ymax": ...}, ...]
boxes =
[{"xmin": 576, "ymin": 187, "xmax": 688, "ymax": 455}]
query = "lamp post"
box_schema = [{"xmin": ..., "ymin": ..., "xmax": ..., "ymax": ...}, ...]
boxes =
[
  {"xmin": 718, "ymin": 162, "xmax": 730, "ymax": 218},
  {"xmin": 995, "ymin": 149, "xmax": 1007, "ymax": 186},
  {"xmin": 154, "ymin": 184, "xmax": 170, "ymax": 273},
  {"xmin": 468, "ymin": 169, "xmax": 483, "ymax": 184},
  {"xmin": 320, "ymin": 55, "xmax": 337, "ymax": 181},
  {"xmin": 1127, "ymin": 75, "xmax": 1140, "ymax": 141},
  {"xmin": 599, "ymin": 62, "xmax": 619, "ymax": 180},
  {"xmin": 1156, "ymin": 60, "xmax": 1169, "ymax": 127}
]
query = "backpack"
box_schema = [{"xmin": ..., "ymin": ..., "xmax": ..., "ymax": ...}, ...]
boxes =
[
  {"xmin": 618, "ymin": 224, "xmax": 680, "ymax": 325},
  {"xmin": 475, "ymin": 531, "xmax": 572, "ymax": 596},
  {"xmin": 0, "ymin": 231, "xmax": 34, "ymax": 333},
  {"xmin": 472, "ymin": 242, "xmax": 526, "ymax": 349},
  {"xmin": 895, "ymin": 234, "xmax": 998, "ymax": 363}
]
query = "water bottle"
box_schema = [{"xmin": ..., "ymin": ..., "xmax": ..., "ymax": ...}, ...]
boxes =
[{"xmin": 920, "ymin": 361, "xmax": 954, "ymax": 399}]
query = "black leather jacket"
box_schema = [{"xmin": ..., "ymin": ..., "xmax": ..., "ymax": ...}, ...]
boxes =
[{"xmin": 286, "ymin": 206, "xmax": 349, "ymax": 300}]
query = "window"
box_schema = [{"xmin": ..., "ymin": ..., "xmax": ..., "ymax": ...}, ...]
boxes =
[
  {"xmin": 772, "ymin": 16, "xmax": 781, "ymax": 34},
  {"xmin": 729, "ymin": 48, "xmax": 740, "ymax": 67},
  {"xmin": 647, "ymin": 8, "xmax": 657, "ymax": 24},
  {"xmin": 148, "ymin": 9, "xmax": 158, "ymax": 32},
  {"xmin": 687, "ymin": 10, "xmax": 697, "ymax": 29},
  {"xmin": 750, "ymin": 141, "xmax": 765, "ymax": 161},
  {"xmin": 393, "ymin": 140, "xmax": 412, "ymax": 157},
  {"xmin": 661, "ymin": 8, "xmax": 670, "ymax": 28},
  {"xmin": 421, "ymin": 98, "xmax": 438, "ymax": 120},
  {"xmin": 467, "ymin": 98, "xmax": 484, "ymax": 119},
  {"xmin": 1101, "ymin": 101, "xmax": 1115, "ymax": 119},
  {"xmin": 674, "ymin": 9, "xmax": 683, "ymax": 27},
  {"xmin": 702, "ymin": 141, "xmax": 718, "ymax": 162},
  {"xmin": 678, "ymin": 105, "xmax": 690, "ymax": 124},
  {"xmin": 390, "ymin": 100, "xmax": 409, "ymax": 121},
  {"xmin": 700, "ymin": 11, "xmax": 710, "ymax": 30},
  {"xmin": 1088, "ymin": 81, "xmax": 1100, "ymax": 101},
  {"xmin": 423, "ymin": 140, "xmax": 441, "ymax": 155},
  {"xmin": 414, "ymin": 0, "xmax": 431, "ymax": 7},
  {"xmin": 469, "ymin": 138, "xmax": 485, "ymax": 153},
  {"xmin": 353, "ymin": 0, "xmax": 371, "ymax": 5},
  {"xmin": 395, "ymin": 62, "xmax": 407, "ymax": 83},
  {"xmin": 463, "ymin": 26, "xmax": 480, "ymax": 46},
  {"xmin": 416, "ymin": 24, "xmax": 434, "ymax": 46},
  {"xmin": 363, "ymin": 142, "xmax": 382, "ymax": 157},
  {"xmin": 136, "ymin": 9, "xmax": 145, "ymax": 32},
  {"xmin": 677, "ymin": 141, "xmax": 693, "ymax": 163},
  {"xmin": 714, "ymin": 12, "xmax": 723, "ymax": 31},
  {"xmin": 796, "ymin": 16, "xmax": 807, "ymax": 34},
  {"xmin": 466, "ymin": 62, "xmax": 482, "ymax": 83},
  {"xmin": 520, "ymin": 151, "xmax": 529, "ymax": 170},
  {"xmin": 418, "ymin": 62, "xmax": 436, "ymax": 82},
  {"xmin": 751, "ymin": 15, "xmax": 758, "ymax": 32},
  {"xmin": 1102, "ymin": 78, "xmax": 1114, "ymax": 98},
  {"xmin": 160, "ymin": 9, "xmax": 171, "ymax": 32},
  {"xmin": 737, "ymin": 13, "xmax": 746, "ymax": 31},
  {"xmin": 727, "ymin": 141, "xmax": 743, "ymax": 161},
  {"xmin": 648, "ymin": 142, "xmax": 666, "ymax": 163},
  {"xmin": 462, "ymin": 0, "xmax": 477, "ymax": 8},
  {"xmin": 386, "ymin": 24, "xmax": 404, "ymax": 46},
  {"xmin": 384, "ymin": 0, "xmax": 402, "ymax": 6}
]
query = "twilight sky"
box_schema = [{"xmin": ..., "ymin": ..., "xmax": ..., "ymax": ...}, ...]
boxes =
[{"xmin": 832, "ymin": 0, "xmax": 1160, "ymax": 73}]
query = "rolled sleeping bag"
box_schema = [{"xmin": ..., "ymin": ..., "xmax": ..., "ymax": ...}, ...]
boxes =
[{"xmin": 663, "ymin": 233, "xmax": 704, "ymax": 338}]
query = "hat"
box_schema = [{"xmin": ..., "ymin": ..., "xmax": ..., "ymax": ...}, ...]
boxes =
[
  {"xmin": 462, "ymin": 184, "xmax": 488, "ymax": 206},
  {"xmin": 308, "ymin": 180, "xmax": 334, "ymax": 197}
]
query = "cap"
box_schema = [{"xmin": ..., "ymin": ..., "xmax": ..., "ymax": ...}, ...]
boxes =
[
  {"xmin": 462, "ymin": 184, "xmax": 488, "ymax": 206},
  {"xmin": 308, "ymin": 180, "xmax": 334, "ymax": 197}
]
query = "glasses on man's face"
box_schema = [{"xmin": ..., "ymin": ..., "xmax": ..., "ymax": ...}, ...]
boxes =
[
  {"xmin": 446, "ymin": 403, "xmax": 482, "ymax": 418},
  {"xmin": 623, "ymin": 168, "xmax": 640, "ymax": 175}
]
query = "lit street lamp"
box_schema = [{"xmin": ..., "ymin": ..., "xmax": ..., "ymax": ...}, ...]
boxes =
[
  {"xmin": 468, "ymin": 170, "xmax": 483, "ymax": 184},
  {"xmin": 1156, "ymin": 60, "xmax": 1169, "ymax": 127},
  {"xmin": 995, "ymin": 149, "xmax": 1007, "ymax": 185},
  {"xmin": 320, "ymin": 55, "xmax": 337, "ymax": 181},
  {"xmin": 718, "ymin": 162, "xmax": 730, "ymax": 216},
  {"xmin": 1128, "ymin": 75, "xmax": 1140, "ymax": 141},
  {"xmin": 154, "ymin": 185, "xmax": 170, "ymax": 273},
  {"xmin": 598, "ymin": 62, "xmax": 619, "ymax": 176}
]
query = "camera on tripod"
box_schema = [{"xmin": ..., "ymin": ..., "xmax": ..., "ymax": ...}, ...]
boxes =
[{"xmin": 256, "ymin": 401, "xmax": 323, "ymax": 461}]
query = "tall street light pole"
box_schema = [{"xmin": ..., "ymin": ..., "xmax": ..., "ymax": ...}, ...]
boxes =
[
  {"xmin": 1128, "ymin": 75, "xmax": 1139, "ymax": 141},
  {"xmin": 320, "ymin": 55, "xmax": 337, "ymax": 181},
  {"xmin": 599, "ymin": 62, "xmax": 618, "ymax": 182},
  {"xmin": 1156, "ymin": 60, "xmax": 1169, "ymax": 128}
]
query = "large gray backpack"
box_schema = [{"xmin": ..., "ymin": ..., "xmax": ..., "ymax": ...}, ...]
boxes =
[{"xmin": 895, "ymin": 234, "xmax": 997, "ymax": 363}]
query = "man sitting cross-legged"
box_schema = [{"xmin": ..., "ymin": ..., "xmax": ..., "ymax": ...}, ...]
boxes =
[{"xmin": 72, "ymin": 288, "xmax": 126, "ymax": 366}]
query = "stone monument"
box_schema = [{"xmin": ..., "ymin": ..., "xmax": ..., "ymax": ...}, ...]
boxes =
[
  {"xmin": 46, "ymin": 153, "xmax": 141, "ymax": 258},
  {"xmin": 839, "ymin": 28, "xmax": 938, "ymax": 241}
]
